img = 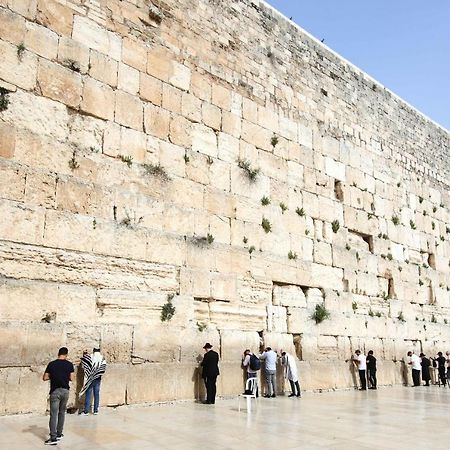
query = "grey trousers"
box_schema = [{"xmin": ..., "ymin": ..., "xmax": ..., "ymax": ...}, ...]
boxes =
[
  {"xmin": 49, "ymin": 388, "xmax": 69, "ymax": 439},
  {"xmin": 265, "ymin": 370, "xmax": 276, "ymax": 396}
]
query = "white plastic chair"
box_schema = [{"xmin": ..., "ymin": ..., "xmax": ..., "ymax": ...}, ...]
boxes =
[{"xmin": 238, "ymin": 377, "xmax": 258, "ymax": 413}]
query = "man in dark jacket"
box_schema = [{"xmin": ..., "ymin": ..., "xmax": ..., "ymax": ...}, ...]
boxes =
[
  {"xmin": 366, "ymin": 350, "xmax": 377, "ymax": 389},
  {"xmin": 420, "ymin": 353, "xmax": 431, "ymax": 386},
  {"xmin": 435, "ymin": 352, "xmax": 447, "ymax": 387},
  {"xmin": 200, "ymin": 343, "xmax": 219, "ymax": 404}
]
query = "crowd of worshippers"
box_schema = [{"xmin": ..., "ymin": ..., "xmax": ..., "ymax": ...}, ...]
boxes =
[
  {"xmin": 351, "ymin": 349, "xmax": 450, "ymax": 390},
  {"xmin": 41, "ymin": 344, "xmax": 450, "ymax": 445}
]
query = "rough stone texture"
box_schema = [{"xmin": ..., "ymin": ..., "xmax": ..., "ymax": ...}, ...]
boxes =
[{"xmin": 0, "ymin": 0, "xmax": 449, "ymax": 415}]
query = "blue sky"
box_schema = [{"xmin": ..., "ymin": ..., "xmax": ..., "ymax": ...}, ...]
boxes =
[{"xmin": 265, "ymin": 0, "xmax": 450, "ymax": 131}]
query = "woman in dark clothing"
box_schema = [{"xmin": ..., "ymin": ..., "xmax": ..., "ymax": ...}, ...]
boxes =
[{"xmin": 420, "ymin": 353, "xmax": 431, "ymax": 386}]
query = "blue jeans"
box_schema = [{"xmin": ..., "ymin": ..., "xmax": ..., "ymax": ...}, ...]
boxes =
[{"xmin": 84, "ymin": 378, "xmax": 101, "ymax": 413}]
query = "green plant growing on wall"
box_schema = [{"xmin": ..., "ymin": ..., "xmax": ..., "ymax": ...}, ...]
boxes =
[
  {"xmin": 375, "ymin": 311, "xmax": 382, "ymax": 318},
  {"xmin": 431, "ymin": 221, "xmax": 435, "ymax": 230},
  {"xmin": 391, "ymin": 215, "xmax": 400, "ymax": 226},
  {"xmin": 296, "ymin": 207, "xmax": 305, "ymax": 217},
  {"xmin": 248, "ymin": 245, "xmax": 256, "ymax": 254},
  {"xmin": 444, "ymin": 319, "xmax": 448, "ymax": 325},
  {"xmin": 119, "ymin": 154, "xmax": 133, "ymax": 167},
  {"xmin": 183, "ymin": 154, "xmax": 190, "ymax": 163},
  {"xmin": 431, "ymin": 314, "xmax": 437, "ymax": 323},
  {"xmin": 345, "ymin": 243, "xmax": 351, "ymax": 251},
  {"xmin": 398, "ymin": 311, "xmax": 406, "ymax": 322},
  {"xmin": 387, "ymin": 253, "xmax": 393, "ymax": 261},
  {"xmin": 419, "ymin": 196, "xmax": 424, "ymax": 204},
  {"xmin": 288, "ymin": 251, "xmax": 297, "ymax": 260},
  {"xmin": 237, "ymin": 158, "xmax": 260, "ymax": 182},
  {"xmin": 92, "ymin": 218, "xmax": 97, "ymax": 230},
  {"xmin": 270, "ymin": 134, "xmax": 279, "ymax": 147},
  {"xmin": 193, "ymin": 233, "xmax": 214, "ymax": 246},
  {"xmin": 17, "ymin": 42, "xmax": 26, "ymax": 61},
  {"xmin": 423, "ymin": 210, "xmax": 427, "ymax": 216},
  {"xmin": 197, "ymin": 321, "xmax": 207, "ymax": 332},
  {"xmin": 206, "ymin": 156, "xmax": 213, "ymax": 165},
  {"xmin": 419, "ymin": 279, "xmax": 423, "ymax": 286},
  {"xmin": 440, "ymin": 235, "xmax": 445, "ymax": 241},
  {"xmin": 0, "ymin": 88, "xmax": 10, "ymax": 112},
  {"xmin": 352, "ymin": 301, "xmax": 358, "ymax": 312},
  {"xmin": 368, "ymin": 309, "xmax": 374, "ymax": 317},
  {"xmin": 433, "ymin": 206, "xmax": 437, "ymax": 213},
  {"xmin": 410, "ymin": 220, "xmax": 416, "ymax": 230},
  {"xmin": 331, "ymin": 220, "xmax": 340, "ymax": 233},
  {"xmin": 243, "ymin": 236, "xmax": 248, "ymax": 244},
  {"xmin": 261, "ymin": 196, "xmax": 270, "ymax": 206},
  {"xmin": 143, "ymin": 163, "xmax": 170, "ymax": 181},
  {"xmin": 396, "ymin": 182, "xmax": 401, "ymax": 187},
  {"xmin": 279, "ymin": 202, "xmax": 288, "ymax": 214},
  {"xmin": 261, "ymin": 217, "xmax": 272, "ymax": 233},
  {"xmin": 382, "ymin": 234, "xmax": 388, "ymax": 240},
  {"xmin": 161, "ymin": 295, "xmax": 176, "ymax": 322},
  {"xmin": 311, "ymin": 303, "xmax": 330, "ymax": 324},
  {"xmin": 68, "ymin": 151, "xmax": 80, "ymax": 170},
  {"xmin": 305, "ymin": 229, "xmax": 310, "ymax": 236}
]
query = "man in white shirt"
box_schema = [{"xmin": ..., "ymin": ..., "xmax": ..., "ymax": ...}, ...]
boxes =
[
  {"xmin": 407, "ymin": 351, "xmax": 421, "ymax": 386},
  {"xmin": 352, "ymin": 350, "xmax": 367, "ymax": 390},
  {"xmin": 260, "ymin": 347, "xmax": 278, "ymax": 398}
]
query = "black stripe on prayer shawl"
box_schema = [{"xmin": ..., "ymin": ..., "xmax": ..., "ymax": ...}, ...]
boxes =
[{"xmin": 79, "ymin": 354, "xmax": 107, "ymax": 397}]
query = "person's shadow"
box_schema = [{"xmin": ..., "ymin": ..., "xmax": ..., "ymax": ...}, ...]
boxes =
[
  {"xmin": 192, "ymin": 354, "xmax": 205, "ymax": 402},
  {"xmin": 347, "ymin": 357, "xmax": 358, "ymax": 389},
  {"xmin": 23, "ymin": 425, "xmax": 48, "ymax": 441}
]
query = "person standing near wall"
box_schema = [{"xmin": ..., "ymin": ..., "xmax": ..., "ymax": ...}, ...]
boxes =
[
  {"xmin": 419, "ymin": 353, "xmax": 431, "ymax": 386},
  {"xmin": 260, "ymin": 347, "xmax": 278, "ymax": 398},
  {"xmin": 407, "ymin": 351, "xmax": 421, "ymax": 387},
  {"xmin": 79, "ymin": 348, "xmax": 107, "ymax": 415},
  {"xmin": 242, "ymin": 349, "xmax": 260, "ymax": 396},
  {"xmin": 42, "ymin": 347, "xmax": 75, "ymax": 445},
  {"xmin": 352, "ymin": 350, "xmax": 367, "ymax": 391},
  {"xmin": 281, "ymin": 351, "xmax": 301, "ymax": 397},
  {"xmin": 200, "ymin": 343, "xmax": 219, "ymax": 404},
  {"xmin": 366, "ymin": 350, "xmax": 377, "ymax": 390},
  {"xmin": 434, "ymin": 352, "xmax": 447, "ymax": 387}
]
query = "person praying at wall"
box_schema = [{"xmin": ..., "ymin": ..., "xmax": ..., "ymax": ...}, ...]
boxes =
[{"xmin": 79, "ymin": 348, "xmax": 107, "ymax": 415}]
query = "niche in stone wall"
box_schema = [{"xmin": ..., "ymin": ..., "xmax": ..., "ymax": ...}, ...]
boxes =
[
  {"xmin": 428, "ymin": 253, "xmax": 436, "ymax": 269},
  {"xmin": 334, "ymin": 180, "xmax": 344, "ymax": 202},
  {"xmin": 349, "ymin": 229, "xmax": 374, "ymax": 253},
  {"xmin": 292, "ymin": 334, "xmax": 303, "ymax": 360}
]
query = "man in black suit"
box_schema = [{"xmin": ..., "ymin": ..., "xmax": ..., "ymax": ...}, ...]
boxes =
[{"xmin": 200, "ymin": 343, "xmax": 219, "ymax": 404}]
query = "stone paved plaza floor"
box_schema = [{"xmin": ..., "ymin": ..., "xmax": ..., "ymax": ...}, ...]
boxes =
[{"xmin": 1, "ymin": 386, "xmax": 449, "ymax": 449}]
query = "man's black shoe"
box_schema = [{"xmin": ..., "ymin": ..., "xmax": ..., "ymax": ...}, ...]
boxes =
[
  {"xmin": 271, "ymin": 394, "xmax": 276, "ymax": 398},
  {"xmin": 263, "ymin": 394, "xmax": 271, "ymax": 398},
  {"xmin": 56, "ymin": 434, "xmax": 63, "ymax": 440},
  {"xmin": 288, "ymin": 393, "xmax": 296, "ymax": 397},
  {"xmin": 44, "ymin": 438, "xmax": 57, "ymax": 445}
]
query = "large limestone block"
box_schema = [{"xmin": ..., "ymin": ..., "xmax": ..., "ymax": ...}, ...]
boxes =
[
  {"xmin": 24, "ymin": 21, "xmax": 58, "ymax": 60},
  {"xmin": 325, "ymin": 156, "xmax": 346, "ymax": 181},
  {"xmin": 36, "ymin": 0, "xmax": 73, "ymax": 36},
  {"xmin": 0, "ymin": 279, "xmax": 97, "ymax": 323},
  {"xmin": 115, "ymin": 90, "xmax": 143, "ymax": 131},
  {"xmin": 264, "ymin": 332, "xmax": 296, "ymax": 356},
  {"xmin": 0, "ymin": 161, "xmax": 25, "ymax": 199},
  {"xmin": 310, "ymin": 264, "xmax": 344, "ymax": 291},
  {"xmin": 267, "ymin": 304, "xmax": 287, "ymax": 333},
  {"xmin": 0, "ymin": 366, "xmax": 48, "ymax": 414},
  {"xmin": 0, "ymin": 38, "xmax": 37, "ymax": 90},
  {"xmin": 0, "ymin": 199, "xmax": 45, "ymax": 245},
  {"xmin": 72, "ymin": 16, "xmax": 121, "ymax": 60},
  {"xmin": 192, "ymin": 123, "xmax": 218, "ymax": 157},
  {"xmin": 98, "ymin": 364, "xmax": 128, "ymax": 406},
  {"xmin": 220, "ymin": 330, "xmax": 261, "ymax": 361},
  {"xmin": 3, "ymin": 90, "xmax": 69, "ymax": 141},
  {"xmin": 89, "ymin": 50, "xmax": 118, "ymax": 87},
  {"xmin": 81, "ymin": 78, "xmax": 115, "ymax": 120},
  {"xmin": 273, "ymin": 284, "xmax": 306, "ymax": 308},
  {"xmin": 118, "ymin": 63, "xmax": 139, "ymax": 95},
  {"xmin": 0, "ymin": 322, "xmax": 65, "ymax": 366}
]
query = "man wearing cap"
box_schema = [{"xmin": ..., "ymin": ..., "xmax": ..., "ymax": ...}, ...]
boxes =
[{"xmin": 200, "ymin": 343, "xmax": 219, "ymax": 404}]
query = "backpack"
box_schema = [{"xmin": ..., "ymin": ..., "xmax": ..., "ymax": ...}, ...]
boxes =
[{"xmin": 249, "ymin": 354, "xmax": 261, "ymax": 371}]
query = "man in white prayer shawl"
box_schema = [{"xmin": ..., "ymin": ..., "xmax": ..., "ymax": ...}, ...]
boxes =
[
  {"xmin": 79, "ymin": 348, "xmax": 107, "ymax": 415},
  {"xmin": 281, "ymin": 351, "xmax": 301, "ymax": 397}
]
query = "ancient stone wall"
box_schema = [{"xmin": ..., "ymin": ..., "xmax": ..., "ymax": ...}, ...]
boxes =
[{"xmin": 0, "ymin": 0, "xmax": 449, "ymax": 414}]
